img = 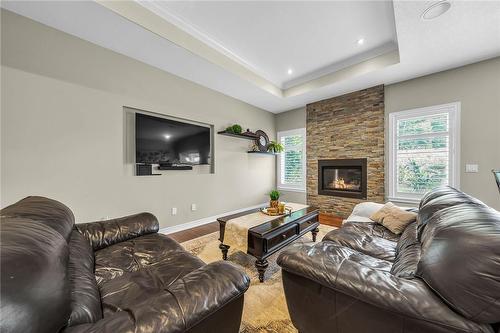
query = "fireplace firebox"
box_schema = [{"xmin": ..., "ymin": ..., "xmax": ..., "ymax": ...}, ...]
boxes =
[{"xmin": 318, "ymin": 159, "xmax": 367, "ymax": 199}]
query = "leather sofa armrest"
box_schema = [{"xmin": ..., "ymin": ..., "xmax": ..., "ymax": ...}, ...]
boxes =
[
  {"xmin": 277, "ymin": 242, "xmax": 492, "ymax": 333},
  {"xmin": 63, "ymin": 261, "xmax": 250, "ymax": 333},
  {"xmin": 76, "ymin": 213, "xmax": 159, "ymax": 250}
]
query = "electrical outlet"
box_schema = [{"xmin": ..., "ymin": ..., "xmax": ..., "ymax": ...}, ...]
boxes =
[
  {"xmin": 465, "ymin": 164, "xmax": 479, "ymax": 173},
  {"xmin": 191, "ymin": 204, "xmax": 197, "ymax": 211},
  {"xmin": 171, "ymin": 207, "xmax": 177, "ymax": 216}
]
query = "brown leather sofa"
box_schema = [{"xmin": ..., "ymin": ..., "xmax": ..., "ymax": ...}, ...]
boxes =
[
  {"xmin": 278, "ymin": 186, "xmax": 500, "ymax": 333},
  {"xmin": 1, "ymin": 196, "xmax": 250, "ymax": 333}
]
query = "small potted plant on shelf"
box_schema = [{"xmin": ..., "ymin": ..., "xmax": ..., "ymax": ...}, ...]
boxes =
[
  {"xmin": 269, "ymin": 190, "xmax": 280, "ymax": 209},
  {"xmin": 267, "ymin": 141, "xmax": 284, "ymax": 154},
  {"xmin": 225, "ymin": 124, "xmax": 243, "ymax": 134}
]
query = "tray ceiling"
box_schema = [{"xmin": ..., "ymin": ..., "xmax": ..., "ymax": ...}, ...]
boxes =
[{"xmin": 138, "ymin": 1, "xmax": 398, "ymax": 88}]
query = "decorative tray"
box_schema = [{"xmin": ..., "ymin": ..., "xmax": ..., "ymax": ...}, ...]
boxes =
[{"xmin": 260, "ymin": 207, "xmax": 292, "ymax": 216}]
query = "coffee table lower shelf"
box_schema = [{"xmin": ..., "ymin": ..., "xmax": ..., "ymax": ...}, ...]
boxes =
[{"xmin": 217, "ymin": 206, "xmax": 319, "ymax": 282}]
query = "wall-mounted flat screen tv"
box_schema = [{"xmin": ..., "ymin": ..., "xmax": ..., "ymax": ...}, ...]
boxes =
[{"xmin": 135, "ymin": 113, "xmax": 211, "ymax": 165}]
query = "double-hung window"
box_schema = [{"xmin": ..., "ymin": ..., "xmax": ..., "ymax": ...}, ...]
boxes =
[
  {"xmin": 277, "ymin": 128, "xmax": 306, "ymax": 192},
  {"xmin": 388, "ymin": 102, "xmax": 460, "ymax": 203}
]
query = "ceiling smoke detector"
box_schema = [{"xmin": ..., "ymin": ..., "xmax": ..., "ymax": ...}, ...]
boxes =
[{"xmin": 422, "ymin": 1, "xmax": 451, "ymax": 20}]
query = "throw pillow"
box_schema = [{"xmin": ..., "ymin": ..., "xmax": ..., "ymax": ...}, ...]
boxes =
[{"xmin": 370, "ymin": 202, "xmax": 417, "ymax": 234}]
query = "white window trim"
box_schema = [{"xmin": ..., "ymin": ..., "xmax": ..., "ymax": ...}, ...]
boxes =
[
  {"xmin": 388, "ymin": 102, "xmax": 461, "ymax": 204},
  {"xmin": 277, "ymin": 128, "xmax": 306, "ymax": 193}
]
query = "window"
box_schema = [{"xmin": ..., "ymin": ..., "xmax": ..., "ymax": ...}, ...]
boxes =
[
  {"xmin": 388, "ymin": 102, "xmax": 460, "ymax": 203},
  {"xmin": 277, "ymin": 128, "xmax": 306, "ymax": 192}
]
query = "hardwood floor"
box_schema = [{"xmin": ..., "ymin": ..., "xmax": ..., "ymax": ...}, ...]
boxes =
[
  {"xmin": 167, "ymin": 213, "xmax": 344, "ymax": 243},
  {"xmin": 168, "ymin": 221, "xmax": 219, "ymax": 243}
]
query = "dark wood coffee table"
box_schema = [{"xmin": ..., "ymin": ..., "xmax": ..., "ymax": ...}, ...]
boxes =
[{"xmin": 217, "ymin": 206, "xmax": 319, "ymax": 282}]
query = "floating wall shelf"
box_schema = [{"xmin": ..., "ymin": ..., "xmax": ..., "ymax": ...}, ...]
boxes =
[
  {"xmin": 217, "ymin": 130, "xmax": 258, "ymax": 140},
  {"xmin": 247, "ymin": 151, "xmax": 278, "ymax": 156},
  {"xmin": 218, "ymin": 130, "xmax": 276, "ymax": 155}
]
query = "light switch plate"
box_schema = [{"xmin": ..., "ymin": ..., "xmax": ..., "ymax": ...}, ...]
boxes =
[
  {"xmin": 171, "ymin": 207, "xmax": 177, "ymax": 215},
  {"xmin": 465, "ymin": 164, "xmax": 479, "ymax": 173},
  {"xmin": 191, "ymin": 204, "xmax": 197, "ymax": 211}
]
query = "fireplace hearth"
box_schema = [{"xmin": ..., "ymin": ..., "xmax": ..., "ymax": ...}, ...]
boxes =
[{"xmin": 318, "ymin": 159, "xmax": 367, "ymax": 199}]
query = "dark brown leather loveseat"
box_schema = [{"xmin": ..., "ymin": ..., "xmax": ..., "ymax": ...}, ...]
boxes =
[
  {"xmin": 1, "ymin": 196, "xmax": 250, "ymax": 333},
  {"xmin": 278, "ymin": 186, "xmax": 500, "ymax": 333}
]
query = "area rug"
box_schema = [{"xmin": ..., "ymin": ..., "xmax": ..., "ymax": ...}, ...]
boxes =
[{"xmin": 181, "ymin": 224, "xmax": 336, "ymax": 333}]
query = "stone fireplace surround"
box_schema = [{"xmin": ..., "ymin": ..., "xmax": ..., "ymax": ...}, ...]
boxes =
[{"xmin": 306, "ymin": 85, "xmax": 385, "ymax": 218}]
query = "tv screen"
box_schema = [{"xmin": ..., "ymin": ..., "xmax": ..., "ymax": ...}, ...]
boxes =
[
  {"xmin": 135, "ymin": 113, "xmax": 211, "ymax": 165},
  {"xmin": 494, "ymin": 170, "xmax": 500, "ymax": 194}
]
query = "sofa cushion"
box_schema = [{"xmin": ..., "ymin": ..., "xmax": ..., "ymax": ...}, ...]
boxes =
[
  {"xmin": 343, "ymin": 215, "xmax": 374, "ymax": 223},
  {"xmin": 0, "ymin": 216, "xmax": 71, "ymax": 333},
  {"xmin": 67, "ymin": 230, "xmax": 102, "ymax": 326},
  {"xmin": 323, "ymin": 222, "xmax": 398, "ymax": 262},
  {"xmin": 350, "ymin": 202, "xmax": 385, "ymax": 218},
  {"xmin": 335, "ymin": 221, "xmax": 400, "ymax": 241},
  {"xmin": 335, "ymin": 246, "xmax": 393, "ymax": 272},
  {"xmin": 417, "ymin": 186, "xmax": 484, "ymax": 236},
  {"xmin": 345, "ymin": 202, "xmax": 418, "ymax": 224},
  {"xmin": 1, "ymin": 196, "xmax": 75, "ymax": 242},
  {"xmin": 391, "ymin": 221, "xmax": 420, "ymax": 278},
  {"xmin": 93, "ymin": 233, "xmax": 206, "ymax": 316},
  {"xmin": 76, "ymin": 212, "xmax": 159, "ymax": 251},
  {"xmin": 370, "ymin": 202, "xmax": 417, "ymax": 235},
  {"xmin": 417, "ymin": 186, "xmax": 500, "ymax": 324},
  {"xmin": 93, "ymin": 233, "xmax": 194, "ymax": 284}
]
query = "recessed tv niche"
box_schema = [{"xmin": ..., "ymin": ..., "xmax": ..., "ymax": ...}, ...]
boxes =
[{"xmin": 135, "ymin": 113, "xmax": 211, "ymax": 165}]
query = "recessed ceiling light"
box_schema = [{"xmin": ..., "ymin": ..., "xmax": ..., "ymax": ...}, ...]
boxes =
[
  {"xmin": 357, "ymin": 38, "xmax": 365, "ymax": 45},
  {"xmin": 287, "ymin": 68, "xmax": 293, "ymax": 75},
  {"xmin": 164, "ymin": 134, "xmax": 171, "ymax": 140},
  {"xmin": 422, "ymin": 1, "xmax": 451, "ymax": 20}
]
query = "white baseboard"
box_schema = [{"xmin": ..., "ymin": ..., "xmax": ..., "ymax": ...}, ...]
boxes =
[{"xmin": 159, "ymin": 203, "xmax": 267, "ymax": 235}]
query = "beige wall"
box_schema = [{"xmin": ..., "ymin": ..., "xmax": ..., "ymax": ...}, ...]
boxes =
[
  {"xmin": 1, "ymin": 10, "xmax": 276, "ymax": 228},
  {"xmin": 385, "ymin": 57, "xmax": 500, "ymax": 210},
  {"xmin": 276, "ymin": 107, "xmax": 306, "ymax": 133},
  {"xmin": 275, "ymin": 107, "xmax": 307, "ymax": 204}
]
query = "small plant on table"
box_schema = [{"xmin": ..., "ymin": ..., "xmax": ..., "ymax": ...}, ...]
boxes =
[{"xmin": 269, "ymin": 190, "xmax": 280, "ymax": 208}]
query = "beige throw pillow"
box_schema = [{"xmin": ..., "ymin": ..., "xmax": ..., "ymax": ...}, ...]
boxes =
[{"xmin": 370, "ymin": 202, "xmax": 417, "ymax": 235}]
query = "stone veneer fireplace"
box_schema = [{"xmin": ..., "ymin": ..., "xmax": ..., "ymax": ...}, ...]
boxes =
[
  {"xmin": 306, "ymin": 85, "xmax": 385, "ymax": 218},
  {"xmin": 318, "ymin": 159, "xmax": 367, "ymax": 199}
]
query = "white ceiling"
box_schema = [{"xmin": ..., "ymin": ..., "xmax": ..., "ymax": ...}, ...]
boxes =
[
  {"xmin": 139, "ymin": 1, "xmax": 398, "ymax": 88},
  {"xmin": 2, "ymin": 1, "xmax": 500, "ymax": 113}
]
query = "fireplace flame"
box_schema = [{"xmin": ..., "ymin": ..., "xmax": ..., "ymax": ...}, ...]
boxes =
[{"xmin": 331, "ymin": 177, "xmax": 360, "ymax": 191}]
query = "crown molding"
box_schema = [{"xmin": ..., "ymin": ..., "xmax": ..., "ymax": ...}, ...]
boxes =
[
  {"xmin": 96, "ymin": 0, "xmax": 284, "ymax": 97},
  {"xmin": 284, "ymin": 49, "xmax": 400, "ymax": 98},
  {"xmin": 136, "ymin": 0, "xmax": 277, "ymax": 87}
]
